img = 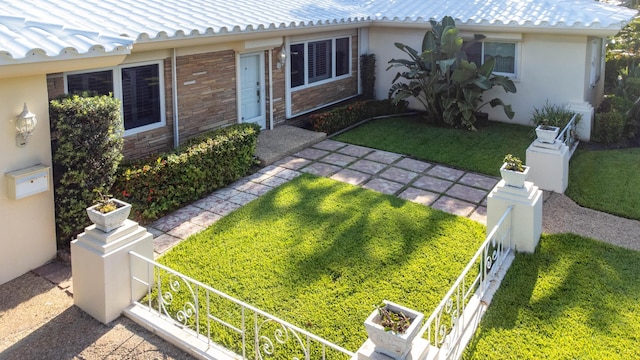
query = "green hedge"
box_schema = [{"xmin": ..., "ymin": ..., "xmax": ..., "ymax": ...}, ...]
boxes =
[
  {"xmin": 112, "ymin": 123, "xmax": 260, "ymax": 222},
  {"xmin": 50, "ymin": 94, "xmax": 123, "ymax": 247},
  {"xmin": 592, "ymin": 111, "xmax": 626, "ymax": 144},
  {"xmin": 310, "ymin": 99, "xmax": 408, "ymax": 135}
]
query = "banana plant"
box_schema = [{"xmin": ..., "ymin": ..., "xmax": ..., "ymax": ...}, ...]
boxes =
[{"xmin": 388, "ymin": 16, "xmax": 517, "ymax": 130}]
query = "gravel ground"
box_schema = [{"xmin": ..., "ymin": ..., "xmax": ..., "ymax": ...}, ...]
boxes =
[
  {"xmin": 0, "ymin": 272, "xmax": 192, "ymax": 360},
  {"xmin": 543, "ymin": 192, "xmax": 640, "ymax": 251}
]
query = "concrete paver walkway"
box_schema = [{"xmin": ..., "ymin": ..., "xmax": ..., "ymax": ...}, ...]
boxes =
[{"xmin": 148, "ymin": 140, "xmax": 498, "ymax": 257}]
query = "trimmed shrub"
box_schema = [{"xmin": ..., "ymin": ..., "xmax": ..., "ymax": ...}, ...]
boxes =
[
  {"xmin": 592, "ymin": 111, "xmax": 626, "ymax": 144},
  {"xmin": 50, "ymin": 93, "xmax": 124, "ymax": 247},
  {"xmin": 112, "ymin": 123, "xmax": 260, "ymax": 222},
  {"xmin": 360, "ymin": 54, "xmax": 376, "ymax": 100},
  {"xmin": 310, "ymin": 99, "xmax": 408, "ymax": 135}
]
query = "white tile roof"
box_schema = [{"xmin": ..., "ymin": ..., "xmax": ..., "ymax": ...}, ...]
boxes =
[
  {"xmin": 0, "ymin": 15, "xmax": 133, "ymax": 64},
  {"xmin": 370, "ymin": 0, "xmax": 636, "ymax": 31},
  {"xmin": 0, "ymin": 0, "xmax": 635, "ymax": 64}
]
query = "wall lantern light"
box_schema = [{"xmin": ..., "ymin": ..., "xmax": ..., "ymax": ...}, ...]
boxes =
[
  {"xmin": 277, "ymin": 45, "xmax": 287, "ymax": 69},
  {"xmin": 15, "ymin": 103, "xmax": 37, "ymax": 147}
]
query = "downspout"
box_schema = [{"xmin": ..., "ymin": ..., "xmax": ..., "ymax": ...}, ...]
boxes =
[
  {"xmin": 357, "ymin": 28, "xmax": 362, "ymax": 96},
  {"xmin": 268, "ymin": 49, "xmax": 274, "ymax": 130},
  {"xmin": 172, "ymin": 48, "xmax": 179, "ymax": 148}
]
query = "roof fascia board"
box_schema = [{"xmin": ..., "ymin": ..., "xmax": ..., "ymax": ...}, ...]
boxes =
[{"xmin": 0, "ymin": 54, "xmax": 128, "ymax": 79}]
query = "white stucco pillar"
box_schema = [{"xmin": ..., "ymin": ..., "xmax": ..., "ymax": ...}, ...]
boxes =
[
  {"xmin": 487, "ymin": 181, "xmax": 543, "ymax": 253},
  {"xmin": 71, "ymin": 219, "xmax": 153, "ymax": 324},
  {"xmin": 525, "ymin": 140, "xmax": 570, "ymax": 193},
  {"xmin": 567, "ymin": 102, "xmax": 594, "ymax": 142}
]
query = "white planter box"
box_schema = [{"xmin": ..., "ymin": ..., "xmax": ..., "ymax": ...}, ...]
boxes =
[
  {"xmin": 500, "ymin": 163, "xmax": 530, "ymax": 188},
  {"xmin": 86, "ymin": 199, "xmax": 132, "ymax": 233},
  {"xmin": 364, "ymin": 301, "xmax": 425, "ymax": 360},
  {"xmin": 535, "ymin": 125, "xmax": 560, "ymax": 144}
]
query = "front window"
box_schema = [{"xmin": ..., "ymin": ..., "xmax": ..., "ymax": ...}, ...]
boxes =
[
  {"xmin": 466, "ymin": 41, "xmax": 517, "ymax": 76},
  {"xmin": 65, "ymin": 61, "xmax": 165, "ymax": 134},
  {"xmin": 121, "ymin": 65, "xmax": 162, "ymax": 130},
  {"xmin": 308, "ymin": 40, "xmax": 332, "ymax": 83},
  {"xmin": 290, "ymin": 36, "xmax": 351, "ymax": 88}
]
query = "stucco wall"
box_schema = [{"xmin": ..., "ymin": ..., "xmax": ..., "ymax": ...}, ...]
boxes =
[
  {"xmin": 0, "ymin": 75, "xmax": 57, "ymax": 285},
  {"xmin": 369, "ymin": 27, "xmax": 591, "ymax": 126}
]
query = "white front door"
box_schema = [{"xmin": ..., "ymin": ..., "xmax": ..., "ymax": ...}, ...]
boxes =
[{"xmin": 239, "ymin": 53, "xmax": 265, "ymax": 129}]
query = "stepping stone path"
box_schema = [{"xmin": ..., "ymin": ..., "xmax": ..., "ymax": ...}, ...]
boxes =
[{"xmin": 148, "ymin": 140, "xmax": 498, "ymax": 258}]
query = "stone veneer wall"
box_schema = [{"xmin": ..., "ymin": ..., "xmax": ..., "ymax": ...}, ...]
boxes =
[
  {"xmin": 267, "ymin": 49, "xmax": 287, "ymax": 128},
  {"xmin": 289, "ymin": 34, "xmax": 359, "ymax": 117},
  {"xmin": 175, "ymin": 50, "xmax": 237, "ymax": 142}
]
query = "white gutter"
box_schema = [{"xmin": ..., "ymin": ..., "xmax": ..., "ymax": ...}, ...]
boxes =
[
  {"xmin": 172, "ymin": 48, "xmax": 179, "ymax": 148},
  {"xmin": 268, "ymin": 48, "xmax": 274, "ymax": 130}
]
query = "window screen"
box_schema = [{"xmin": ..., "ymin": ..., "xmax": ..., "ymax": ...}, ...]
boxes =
[
  {"xmin": 335, "ymin": 37, "xmax": 350, "ymax": 76},
  {"xmin": 67, "ymin": 70, "xmax": 114, "ymax": 96},
  {"xmin": 121, "ymin": 64, "xmax": 161, "ymax": 130}
]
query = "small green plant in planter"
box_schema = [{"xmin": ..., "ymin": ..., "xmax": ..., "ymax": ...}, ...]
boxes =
[
  {"xmin": 503, "ymin": 154, "xmax": 524, "ymax": 172},
  {"xmin": 93, "ymin": 191, "xmax": 118, "ymax": 213},
  {"xmin": 500, "ymin": 154, "xmax": 529, "ymax": 188},
  {"xmin": 376, "ymin": 303, "xmax": 412, "ymax": 334},
  {"xmin": 87, "ymin": 190, "xmax": 132, "ymax": 232}
]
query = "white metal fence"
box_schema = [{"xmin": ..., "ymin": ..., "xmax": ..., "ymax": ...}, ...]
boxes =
[
  {"xmin": 416, "ymin": 206, "xmax": 513, "ymax": 357},
  {"xmin": 557, "ymin": 113, "xmax": 580, "ymax": 150},
  {"xmin": 128, "ymin": 251, "xmax": 355, "ymax": 360}
]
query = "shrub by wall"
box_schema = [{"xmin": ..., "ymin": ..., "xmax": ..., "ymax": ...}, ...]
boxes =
[
  {"xmin": 50, "ymin": 93, "xmax": 124, "ymax": 247},
  {"xmin": 592, "ymin": 111, "xmax": 626, "ymax": 144},
  {"xmin": 113, "ymin": 123, "xmax": 260, "ymax": 222},
  {"xmin": 310, "ymin": 99, "xmax": 408, "ymax": 135},
  {"xmin": 360, "ymin": 54, "xmax": 376, "ymax": 100}
]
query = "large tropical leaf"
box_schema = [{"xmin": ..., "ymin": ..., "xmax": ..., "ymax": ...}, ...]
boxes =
[
  {"xmin": 489, "ymin": 98, "xmax": 515, "ymax": 119},
  {"xmin": 490, "ymin": 75, "xmax": 517, "ymax": 93},
  {"xmin": 478, "ymin": 56, "xmax": 496, "ymax": 78},
  {"xmin": 441, "ymin": 26, "xmax": 462, "ymax": 54}
]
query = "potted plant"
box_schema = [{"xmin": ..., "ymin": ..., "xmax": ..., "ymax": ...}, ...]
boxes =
[
  {"xmin": 86, "ymin": 191, "xmax": 132, "ymax": 232},
  {"xmin": 534, "ymin": 119, "xmax": 560, "ymax": 144},
  {"xmin": 531, "ymin": 101, "xmax": 581, "ymax": 144},
  {"xmin": 500, "ymin": 154, "xmax": 530, "ymax": 188},
  {"xmin": 364, "ymin": 301, "xmax": 425, "ymax": 360}
]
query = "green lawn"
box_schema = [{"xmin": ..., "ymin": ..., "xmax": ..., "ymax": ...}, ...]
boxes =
[
  {"xmin": 158, "ymin": 174, "xmax": 485, "ymax": 352},
  {"xmin": 464, "ymin": 233, "xmax": 640, "ymax": 359},
  {"xmin": 566, "ymin": 147, "xmax": 640, "ymax": 220},
  {"xmin": 333, "ymin": 116, "xmax": 532, "ymax": 176}
]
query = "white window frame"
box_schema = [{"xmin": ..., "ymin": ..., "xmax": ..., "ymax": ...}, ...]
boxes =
[
  {"xmin": 475, "ymin": 41, "xmax": 519, "ymax": 78},
  {"xmin": 289, "ymin": 35, "xmax": 352, "ymax": 90},
  {"xmin": 590, "ymin": 38, "xmax": 604, "ymax": 88},
  {"xmin": 64, "ymin": 60, "xmax": 166, "ymax": 137}
]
